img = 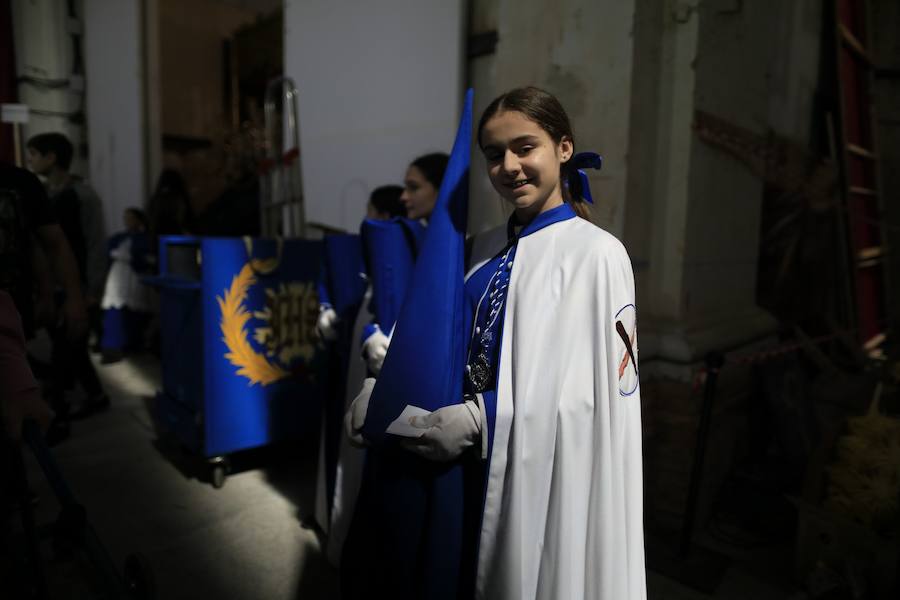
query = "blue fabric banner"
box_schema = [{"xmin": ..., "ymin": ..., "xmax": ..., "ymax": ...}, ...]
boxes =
[{"xmin": 322, "ymin": 233, "xmax": 366, "ymax": 316}]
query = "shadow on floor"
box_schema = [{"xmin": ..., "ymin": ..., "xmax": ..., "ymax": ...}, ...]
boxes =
[
  {"xmin": 292, "ymin": 536, "xmax": 340, "ymax": 599},
  {"xmin": 143, "ymin": 392, "xmax": 320, "ymax": 501}
]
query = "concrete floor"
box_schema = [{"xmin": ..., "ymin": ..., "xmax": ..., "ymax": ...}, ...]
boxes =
[{"xmin": 17, "ymin": 342, "xmax": 796, "ymax": 599}]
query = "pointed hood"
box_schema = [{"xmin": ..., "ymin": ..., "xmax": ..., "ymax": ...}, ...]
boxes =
[
  {"xmin": 359, "ymin": 217, "xmax": 425, "ymax": 333},
  {"xmin": 361, "ymin": 89, "xmax": 473, "ymax": 443}
]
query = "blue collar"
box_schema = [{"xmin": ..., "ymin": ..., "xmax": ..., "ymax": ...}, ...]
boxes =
[{"xmin": 507, "ymin": 202, "xmax": 577, "ymax": 241}]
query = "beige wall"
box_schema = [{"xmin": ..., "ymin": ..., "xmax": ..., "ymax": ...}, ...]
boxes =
[
  {"xmin": 469, "ymin": 0, "xmax": 793, "ymax": 370},
  {"xmin": 468, "ymin": 0, "xmax": 637, "ymax": 238}
]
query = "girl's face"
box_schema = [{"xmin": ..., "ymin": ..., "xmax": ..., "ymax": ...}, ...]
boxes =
[
  {"xmin": 400, "ymin": 165, "xmax": 438, "ymax": 220},
  {"xmin": 480, "ymin": 110, "xmax": 572, "ymax": 221}
]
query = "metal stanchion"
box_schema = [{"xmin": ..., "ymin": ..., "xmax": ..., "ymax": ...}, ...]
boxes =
[
  {"xmin": 680, "ymin": 350, "xmax": 725, "ymax": 556},
  {"xmin": 646, "ymin": 351, "xmax": 730, "ymax": 594}
]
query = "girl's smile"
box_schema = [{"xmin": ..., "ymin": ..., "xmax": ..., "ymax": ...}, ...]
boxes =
[{"xmin": 479, "ymin": 111, "xmax": 572, "ymax": 221}]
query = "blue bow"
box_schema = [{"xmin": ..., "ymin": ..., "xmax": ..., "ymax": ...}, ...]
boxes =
[{"xmin": 569, "ymin": 151, "xmax": 603, "ymax": 204}]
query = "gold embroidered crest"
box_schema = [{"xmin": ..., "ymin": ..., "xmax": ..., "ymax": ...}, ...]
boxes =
[
  {"xmin": 252, "ymin": 281, "xmax": 319, "ymax": 365},
  {"xmin": 218, "ymin": 260, "xmax": 316, "ymax": 386}
]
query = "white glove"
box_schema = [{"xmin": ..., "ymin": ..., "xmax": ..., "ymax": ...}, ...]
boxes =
[
  {"xmin": 316, "ymin": 306, "xmax": 339, "ymax": 342},
  {"xmin": 362, "ymin": 328, "xmax": 390, "ymax": 375},
  {"xmin": 344, "ymin": 377, "xmax": 376, "ymax": 447},
  {"xmin": 400, "ymin": 401, "xmax": 482, "ymax": 462}
]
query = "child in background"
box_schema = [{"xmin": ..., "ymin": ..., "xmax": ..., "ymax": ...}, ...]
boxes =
[
  {"xmin": 359, "ymin": 154, "xmax": 448, "ymax": 375},
  {"xmin": 319, "ymin": 179, "xmax": 438, "ymax": 565},
  {"xmin": 99, "ymin": 208, "xmax": 155, "ymax": 364},
  {"xmin": 317, "ymin": 184, "xmax": 408, "ymax": 342}
]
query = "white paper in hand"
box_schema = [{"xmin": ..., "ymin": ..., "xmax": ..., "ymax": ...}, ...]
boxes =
[{"xmin": 386, "ymin": 405, "xmax": 432, "ymax": 438}]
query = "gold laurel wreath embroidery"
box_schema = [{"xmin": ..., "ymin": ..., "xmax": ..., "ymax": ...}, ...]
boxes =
[{"xmin": 217, "ymin": 261, "xmax": 288, "ymax": 386}]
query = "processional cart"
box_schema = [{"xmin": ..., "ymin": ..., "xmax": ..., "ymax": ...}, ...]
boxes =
[{"xmin": 151, "ymin": 78, "xmax": 326, "ymax": 488}]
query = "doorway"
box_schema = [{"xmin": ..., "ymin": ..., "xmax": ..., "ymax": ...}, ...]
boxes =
[{"xmin": 148, "ymin": 0, "xmax": 282, "ymax": 236}]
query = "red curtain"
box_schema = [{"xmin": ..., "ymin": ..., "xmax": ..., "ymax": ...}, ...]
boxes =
[{"xmin": 0, "ymin": 0, "xmax": 18, "ymax": 165}]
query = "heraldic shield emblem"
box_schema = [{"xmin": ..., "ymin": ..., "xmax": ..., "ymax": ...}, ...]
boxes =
[
  {"xmin": 201, "ymin": 237, "xmax": 324, "ymax": 456},
  {"xmin": 151, "ymin": 235, "xmax": 325, "ymax": 468},
  {"xmin": 614, "ymin": 303, "xmax": 639, "ymax": 397},
  {"xmin": 217, "ymin": 238, "xmax": 320, "ymax": 386}
]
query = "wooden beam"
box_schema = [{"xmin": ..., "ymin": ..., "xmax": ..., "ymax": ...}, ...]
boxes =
[
  {"xmin": 857, "ymin": 246, "xmax": 883, "ymax": 261},
  {"xmin": 849, "ymin": 185, "xmax": 876, "ymax": 196},
  {"xmin": 839, "ymin": 23, "xmax": 872, "ymax": 65},
  {"xmin": 847, "ymin": 143, "xmax": 877, "ymax": 160}
]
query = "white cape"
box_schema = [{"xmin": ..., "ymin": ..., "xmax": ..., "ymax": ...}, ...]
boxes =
[
  {"xmin": 468, "ymin": 216, "xmax": 646, "ymax": 600},
  {"xmin": 323, "ymin": 286, "xmax": 374, "ymax": 565}
]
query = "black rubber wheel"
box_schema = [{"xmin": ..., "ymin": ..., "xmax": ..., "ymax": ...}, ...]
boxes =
[
  {"xmin": 123, "ymin": 553, "xmax": 156, "ymax": 599},
  {"xmin": 209, "ymin": 457, "xmax": 229, "ymax": 489},
  {"xmin": 211, "ymin": 465, "xmax": 226, "ymax": 489}
]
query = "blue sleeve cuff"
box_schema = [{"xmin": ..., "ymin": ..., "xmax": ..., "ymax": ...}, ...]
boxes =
[
  {"xmin": 316, "ymin": 280, "xmax": 331, "ymax": 306},
  {"xmin": 360, "ymin": 322, "xmax": 380, "ymax": 347}
]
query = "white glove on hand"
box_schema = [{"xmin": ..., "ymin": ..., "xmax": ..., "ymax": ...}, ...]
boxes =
[
  {"xmin": 362, "ymin": 328, "xmax": 390, "ymax": 375},
  {"xmin": 316, "ymin": 307, "xmax": 339, "ymax": 342},
  {"xmin": 344, "ymin": 377, "xmax": 376, "ymax": 447},
  {"xmin": 400, "ymin": 401, "xmax": 481, "ymax": 462}
]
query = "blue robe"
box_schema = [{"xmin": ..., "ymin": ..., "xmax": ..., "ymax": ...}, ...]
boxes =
[
  {"xmin": 325, "ymin": 218, "xmax": 426, "ymax": 563},
  {"xmin": 342, "ymin": 89, "xmax": 473, "ymax": 599},
  {"xmin": 359, "ymin": 217, "xmax": 425, "ymax": 344}
]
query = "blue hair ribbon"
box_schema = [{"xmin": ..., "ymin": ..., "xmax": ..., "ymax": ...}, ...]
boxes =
[{"xmin": 570, "ymin": 151, "xmax": 603, "ymax": 204}]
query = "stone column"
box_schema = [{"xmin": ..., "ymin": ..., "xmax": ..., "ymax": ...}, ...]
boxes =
[
  {"xmin": 84, "ymin": 0, "xmax": 148, "ymax": 233},
  {"xmin": 468, "ymin": 0, "xmax": 784, "ymax": 531},
  {"xmin": 625, "ymin": 0, "xmax": 784, "ymax": 531},
  {"xmin": 629, "ymin": 0, "xmax": 778, "ymax": 380}
]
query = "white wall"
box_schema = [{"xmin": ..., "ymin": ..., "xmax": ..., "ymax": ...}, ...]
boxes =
[
  {"xmin": 83, "ymin": 0, "xmax": 146, "ymax": 233},
  {"xmin": 284, "ymin": 0, "xmax": 465, "ymax": 232}
]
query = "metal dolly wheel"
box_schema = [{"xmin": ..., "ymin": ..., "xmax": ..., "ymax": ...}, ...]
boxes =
[{"xmin": 208, "ymin": 455, "xmax": 231, "ymax": 489}]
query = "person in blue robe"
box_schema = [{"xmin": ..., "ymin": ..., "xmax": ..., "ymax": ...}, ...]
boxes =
[
  {"xmin": 319, "ymin": 170, "xmax": 445, "ymax": 564},
  {"xmin": 313, "ymin": 185, "xmax": 404, "ymax": 534},
  {"xmin": 340, "ymin": 93, "xmax": 474, "ymax": 600},
  {"xmin": 358, "ymin": 153, "xmax": 449, "ymax": 375}
]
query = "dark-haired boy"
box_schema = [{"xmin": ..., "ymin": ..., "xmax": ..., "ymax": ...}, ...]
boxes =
[{"xmin": 26, "ymin": 133, "xmax": 108, "ymax": 418}]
